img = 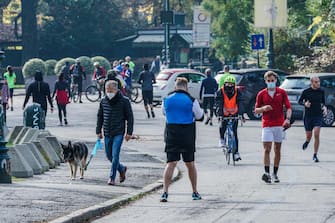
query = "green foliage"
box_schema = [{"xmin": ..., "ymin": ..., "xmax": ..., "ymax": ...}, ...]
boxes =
[
  {"xmin": 22, "ymin": 58, "xmax": 46, "ymax": 78},
  {"xmin": 39, "ymin": 0, "xmax": 135, "ymax": 58},
  {"xmin": 91, "ymin": 56, "xmax": 111, "ymax": 71},
  {"xmin": 54, "ymin": 57, "xmax": 75, "ymax": 75},
  {"xmin": 44, "ymin": 59, "xmax": 57, "ymax": 76},
  {"xmin": 77, "ymin": 56, "xmax": 93, "ymax": 75},
  {"xmin": 202, "ymin": 0, "xmax": 253, "ymax": 64}
]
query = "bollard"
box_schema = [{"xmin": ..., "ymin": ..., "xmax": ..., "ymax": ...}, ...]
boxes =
[
  {"xmin": 0, "ymin": 105, "xmax": 11, "ymax": 183},
  {"xmin": 23, "ymin": 103, "xmax": 46, "ymax": 129}
]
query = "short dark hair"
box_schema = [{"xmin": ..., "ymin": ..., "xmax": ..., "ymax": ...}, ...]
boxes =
[{"xmin": 143, "ymin": 64, "xmax": 149, "ymax": 70}]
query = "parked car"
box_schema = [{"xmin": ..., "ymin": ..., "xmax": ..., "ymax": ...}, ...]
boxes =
[
  {"xmin": 214, "ymin": 68, "xmax": 290, "ymax": 120},
  {"xmin": 153, "ymin": 68, "xmax": 206, "ymax": 105},
  {"xmin": 280, "ymin": 73, "xmax": 335, "ymax": 127}
]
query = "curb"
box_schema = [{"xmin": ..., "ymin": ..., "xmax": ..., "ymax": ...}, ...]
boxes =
[{"xmin": 49, "ymin": 155, "xmax": 181, "ymax": 223}]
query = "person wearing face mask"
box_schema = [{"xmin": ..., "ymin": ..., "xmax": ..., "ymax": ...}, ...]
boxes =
[
  {"xmin": 298, "ymin": 76, "xmax": 327, "ymax": 163},
  {"xmin": 96, "ymin": 80, "xmax": 134, "ymax": 186},
  {"xmin": 215, "ymin": 75, "xmax": 244, "ymax": 161},
  {"xmin": 255, "ymin": 71, "xmax": 292, "ymax": 184}
]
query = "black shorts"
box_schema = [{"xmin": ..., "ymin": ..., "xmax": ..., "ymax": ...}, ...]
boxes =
[
  {"xmin": 73, "ymin": 76, "xmax": 83, "ymax": 92},
  {"xmin": 304, "ymin": 116, "xmax": 322, "ymax": 131},
  {"xmin": 9, "ymin": 88, "xmax": 14, "ymax": 97},
  {"xmin": 142, "ymin": 90, "xmax": 153, "ymax": 105},
  {"xmin": 166, "ymin": 152, "xmax": 194, "ymax": 163},
  {"xmin": 202, "ymin": 97, "xmax": 214, "ymax": 111}
]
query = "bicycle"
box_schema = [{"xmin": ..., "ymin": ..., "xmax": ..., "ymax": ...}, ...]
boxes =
[
  {"xmin": 85, "ymin": 79, "xmax": 103, "ymax": 102},
  {"xmin": 128, "ymin": 85, "xmax": 143, "ymax": 104},
  {"xmin": 220, "ymin": 116, "xmax": 240, "ymax": 166},
  {"xmin": 70, "ymin": 79, "xmax": 79, "ymax": 103}
]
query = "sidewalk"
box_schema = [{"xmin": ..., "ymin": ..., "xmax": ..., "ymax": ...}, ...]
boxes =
[{"xmin": 1, "ymin": 94, "xmax": 173, "ymax": 223}]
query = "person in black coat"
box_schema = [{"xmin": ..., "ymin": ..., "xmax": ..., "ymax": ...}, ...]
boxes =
[{"xmin": 22, "ymin": 71, "xmax": 54, "ymax": 116}]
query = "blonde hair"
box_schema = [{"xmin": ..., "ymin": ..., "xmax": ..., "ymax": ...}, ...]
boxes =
[{"xmin": 175, "ymin": 77, "xmax": 188, "ymax": 90}]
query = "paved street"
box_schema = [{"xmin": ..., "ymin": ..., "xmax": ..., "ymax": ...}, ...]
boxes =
[{"xmin": 2, "ymin": 91, "xmax": 335, "ymax": 223}]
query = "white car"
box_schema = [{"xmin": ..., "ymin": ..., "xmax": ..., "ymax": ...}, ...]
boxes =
[{"xmin": 153, "ymin": 68, "xmax": 206, "ymax": 105}]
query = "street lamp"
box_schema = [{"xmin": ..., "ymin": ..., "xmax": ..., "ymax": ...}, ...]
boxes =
[{"xmin": 160, "ymin": 0, "xmax": 173, "ymax": 65}]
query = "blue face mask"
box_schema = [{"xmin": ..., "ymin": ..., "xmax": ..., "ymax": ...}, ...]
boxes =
[{"xmin": 267, "ymin": 82, "xmax": 276, "ymax": 89}]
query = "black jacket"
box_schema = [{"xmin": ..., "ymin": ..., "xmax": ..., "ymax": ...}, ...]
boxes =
[
  {"xmin": 96, "ymin": 91, "xmax": 134, "ymax": 136},
  {"xmin": 23, "ymin": 81, "xmax": 53, "ymax": 111}
]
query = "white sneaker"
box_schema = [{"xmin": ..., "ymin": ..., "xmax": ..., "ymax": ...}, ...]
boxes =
[
  {"xmin": 234, "ymin": 153, "xmax": 241, "ymax": 161},
  {"xmin": 272, "ymin": 174, "xmax": 280, "ymax": 183},
  {"xmin": 219, "ymin": 139, "xmax": 225, "ymax": 147}
]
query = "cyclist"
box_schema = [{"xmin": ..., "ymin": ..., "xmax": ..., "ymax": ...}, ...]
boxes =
[
  {"xmin": 92, "ymin": 62, "xmax": 106, "ymax": 90},
  {"xmin": 70, "ymin": 59, "xmax": 86, "ymax": 103},
  {"xmin": 215, "ymin": 75, "xmax": 244, "ymax": 161}
]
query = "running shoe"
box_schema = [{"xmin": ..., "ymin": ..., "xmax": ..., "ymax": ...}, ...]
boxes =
[
  {"xmin": 64, "ymin": 119, "xmax": 68, "ymax": 125},
  {"xmin": 151, "ymin": 111, "xmax": 155, "ymax": 118},
  {"xmin": 160, "ymin": 192, "xmax": 168, "ymax": 202},
  {"xmin": 234, "ymin": 153, "xmax": 242, "ymax": 161},
  {"xmin": 262, "ymin": 173, "xmax": 271, "ymax": 183},
  {"xmin": 313, "ymin": 154, "xmax": 319, "ymax": 163},
  {"xmin": 272, "ymin": 174, "xmax": 280, "ymax": 183},
  {"xmin": 302, "ymin": 141, "xmax": 309, "ymax": 150},
  {"xmin": 192, "ymin": 192, "xmax": 202, "ymax": 200},
  {"xmin": 219, "ymin": 139, "xmax": 225, "ymax": 147},
  {"xmin": 205, "ymin": 118, "xmax": 210, "ymax": 125}
]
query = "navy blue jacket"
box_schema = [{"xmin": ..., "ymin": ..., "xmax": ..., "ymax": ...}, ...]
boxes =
[{"xmin": 200, "ymin": 76, "xmax": 218, "ymax": 99}]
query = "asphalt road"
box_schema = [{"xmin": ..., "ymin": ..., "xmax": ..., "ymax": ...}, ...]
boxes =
[
  {"xmin": 93, "ymin": 106, "xmax": 335, "ymax": 223},
  {"xmin": 4, "ymin": 91, "xmax": 335, "ymax": 223}
]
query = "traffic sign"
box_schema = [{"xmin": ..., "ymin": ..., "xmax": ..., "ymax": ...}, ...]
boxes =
[{"xmin": 251, "ymin": 34, "xmax": 265, "ymax": 50}]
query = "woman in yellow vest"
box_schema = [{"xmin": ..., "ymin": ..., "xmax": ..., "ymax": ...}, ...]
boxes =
[{"xmin": 215, "ymin": 75, "xmax": 244, "ymax": 161}]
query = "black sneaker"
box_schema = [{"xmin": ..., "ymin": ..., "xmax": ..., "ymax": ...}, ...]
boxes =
[
  {"xmin": 64, "ymin": 119, "xmax": 68, "ymax": 125},
  {"xmin": 262, "ymin": 173, "xmax": 271, "ymax": 183},
  {"xmin": 147, "ymin": 112, "xmax": 150, "ymax": 118},
  {"xmin": 205, "ymin": 118, "xmax": 210, "ymax": 125},
  {"xmin": 160, "ymin": 192, "xmax": 168, "ymax": 202},
  {"xmin": 313, "ymin": 154, "xmax": 319, "ymax": 162},
  {"xmin": 302, "ymin": 141, "xmax": 309, "ymax": 150},
  {"xmin": 272, "ymin": 174, "xmax": 280, "ymax": 183},
  {"xmin": 79, "ymin": 101, "xmax": 83, "ymax": 103},
  {"xmin": 151, "ymin": 111, "xmax": 155, "ymax": 118},
  {"xmin": 192, "ymin": 192, "xmax": 202, "ymax": 200}
]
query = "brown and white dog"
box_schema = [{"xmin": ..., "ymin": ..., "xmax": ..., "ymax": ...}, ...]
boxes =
[{"xmin": 61, "ymin": 141, "xmax": 88, "ymax": 180}]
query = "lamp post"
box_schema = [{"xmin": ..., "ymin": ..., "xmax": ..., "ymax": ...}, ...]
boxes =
[
  {"xmin": 0, "ymin": 105, "xmax": 11, "ymax": 184},
  {"xmin": 266, "ymin": 28, "xmax": 275, "ymax": 68},
  {"xmin": 162, "ymin": 0, "xmax": 171, "ymax": 66}
]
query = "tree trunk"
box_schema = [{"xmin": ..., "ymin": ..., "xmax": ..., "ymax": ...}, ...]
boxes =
[{"xmin": 21, "ymin": 0, "xmax": 38, "ymax": 65}]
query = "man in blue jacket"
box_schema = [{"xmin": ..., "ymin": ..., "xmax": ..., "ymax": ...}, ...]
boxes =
[
  {"xmin": 160, "ymin": 77, "xmax": 204, "ymax": 202},
  {"xmin": 200, "ymin": 68, "xmax": 218, "ymax": 125}
]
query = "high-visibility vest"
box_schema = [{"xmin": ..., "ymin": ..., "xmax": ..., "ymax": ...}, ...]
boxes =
[{"xmin": 222, "ymin": 88, "xmax": 238, "ymax": 116}]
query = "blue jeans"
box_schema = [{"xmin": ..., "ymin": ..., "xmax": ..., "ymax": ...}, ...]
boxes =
[{"xmin": 104, "ymin": 135, "xmax": 125, "ymax": 180}]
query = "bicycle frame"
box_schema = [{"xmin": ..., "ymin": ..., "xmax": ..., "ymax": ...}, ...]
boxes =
[{"xmin": 221, "ymin": 116, "xmax": 239, "ymax": 165}]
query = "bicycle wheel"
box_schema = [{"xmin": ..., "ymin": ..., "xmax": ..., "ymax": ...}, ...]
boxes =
[
  {"xmin": 85, "ymin": 85, "xmax": 100, "ymax": 102},
  {"xmin": 72, "ymin": 87, "xmax": 79, "ymax": 103},
  {"xmin": 230, "ymin": 131, "xmax": 236, "ymax": 166},
  {"xmin": 133, "ymin": 87, "xmax": 143, "ymax": 104},
  {"xmin": 224, "ymin": 131, "xmax": 230, "ymax": 165},
  {"xmin": 129, "ymin": 86, "xmax": 139, "ymax": 102}
]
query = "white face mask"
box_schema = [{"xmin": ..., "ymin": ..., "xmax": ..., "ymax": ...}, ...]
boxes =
[{"xmin": 106, "ymin": 92, "xmax": 116, "ymax": 99}]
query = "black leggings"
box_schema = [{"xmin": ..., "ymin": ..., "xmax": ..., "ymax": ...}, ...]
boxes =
[
  {"xmin": 57, "ymin": 104, "xmax": 67, "ymax": 122},
  {"xmin": 220, "ymin": 119, "xmax": 239, "ymax": 152}
]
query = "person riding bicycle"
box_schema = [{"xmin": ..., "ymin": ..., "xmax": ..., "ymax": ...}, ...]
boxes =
[
  {"xmin": 215, "ymin": 75, "xmax": 244, "ymax": 161},
  {"xmin": 92, "ymin": 62, "xmax": 106, "ymax": 90},
  {"xmin": 70, "ymin": 59, "xmax": 86, "ymax": 103}
]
